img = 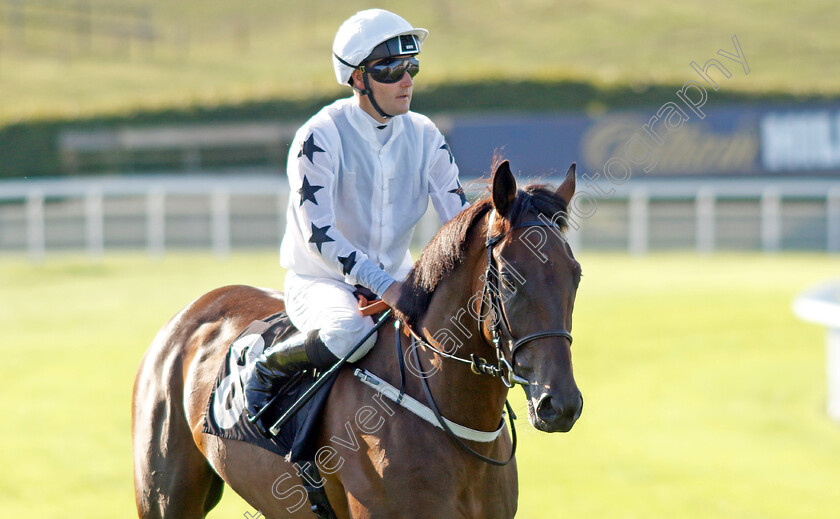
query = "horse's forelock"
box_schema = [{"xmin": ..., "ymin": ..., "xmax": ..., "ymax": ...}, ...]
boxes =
[{"xmin": 507, "ymin": 184, "xmax": 569, "ymax": 231}]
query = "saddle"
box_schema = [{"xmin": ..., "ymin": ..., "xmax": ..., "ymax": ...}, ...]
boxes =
[
  {"xmin": 201, "ymin": 312, "xmax": 331, "ymax": 461},
  {"xmin": 202, "ymin": 289, "xmax": 390, "ymax": 461}
]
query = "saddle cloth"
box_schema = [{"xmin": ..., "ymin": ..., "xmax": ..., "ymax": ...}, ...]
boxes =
[{"xmin": 201, "ymin": 312, "xmax": 337, "ymax": 462}]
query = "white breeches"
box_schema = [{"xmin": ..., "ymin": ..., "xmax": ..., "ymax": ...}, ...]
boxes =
[{"xmin": 283, "ymin": 271, "xmax": 377, "ymax": 362}]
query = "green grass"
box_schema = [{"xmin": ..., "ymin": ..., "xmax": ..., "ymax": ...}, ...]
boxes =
[
  {"xmin": 0, "ymin": 0, "xmax": 838, "ymax": 124},
  {"xmin": 1, "ymin": 252, "xmax": 839, "ymax": 518}
]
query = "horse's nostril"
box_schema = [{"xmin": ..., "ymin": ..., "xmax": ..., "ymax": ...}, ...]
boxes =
[{"xmin": 536, "ymin": 394, "xmax": 557, "ymax": 421}]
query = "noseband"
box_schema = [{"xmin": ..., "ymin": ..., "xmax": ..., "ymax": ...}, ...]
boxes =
[{"xmin": 474, "ymin": 210, "xmax": 574, "ymax": 386}]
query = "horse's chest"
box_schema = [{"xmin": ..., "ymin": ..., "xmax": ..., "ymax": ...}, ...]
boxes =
[{"xmin": 335, "ymin": 420, "xmax": 517, "ymax": 518}]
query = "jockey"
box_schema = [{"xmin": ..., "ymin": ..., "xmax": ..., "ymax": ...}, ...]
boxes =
[{"xmin": 244, "ymin": 8, "xmax": 469, "ymax": 424}]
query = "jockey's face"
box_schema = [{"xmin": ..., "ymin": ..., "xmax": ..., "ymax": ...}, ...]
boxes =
[{"xmin": 353, "ymin": 55, "xmax": 415, "ymax": 122}]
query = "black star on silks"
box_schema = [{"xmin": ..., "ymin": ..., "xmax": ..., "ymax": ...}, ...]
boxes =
[
  {"xmin": 338, "ymin": 251, "xmax": 358, "ymax": 275},
  {"xmin": 298, "ymin": 134, "xmax": 325, "ymax": 164},
  {"xmin": 440, "ymin": 142, "xmax": 454, "ymax": 164},
  {"xmin": 298, "ymin": 175, "xmax": 323, "ymax": 206},
  {"xmin": 309, "ymin": 223, "xmax": 334, "ymax": 253},
  {"xmin": 449, "ymin": 181, "xmax": 468, "ymax": 206}
]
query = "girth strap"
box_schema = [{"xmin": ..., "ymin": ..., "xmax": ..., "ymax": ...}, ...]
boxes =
[{"xmin": 299, "ymin": 461, "xmax": 337, "ymax": 519}]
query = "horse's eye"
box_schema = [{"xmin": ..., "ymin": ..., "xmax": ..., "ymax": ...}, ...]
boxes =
[{"xmin": 500, "ymin": 272, "xmax": 517, "ymax": 291}]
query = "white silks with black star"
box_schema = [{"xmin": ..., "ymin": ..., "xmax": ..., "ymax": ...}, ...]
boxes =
[
  {"xmin": 298, "ymin": 176, "xmax": 324, "ymax": 206},
  {"xmin": 279, "ymin": 98, "xmax": 470, "ymax": 296},
  {"xmin": 298, "ymin": 133, "xmax": 325, "ymax": 163}
]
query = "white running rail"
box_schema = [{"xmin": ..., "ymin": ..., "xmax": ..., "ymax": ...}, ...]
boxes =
[{"xmin": 793, "ymin": 280, "xmax": 840, "ymax": 421}]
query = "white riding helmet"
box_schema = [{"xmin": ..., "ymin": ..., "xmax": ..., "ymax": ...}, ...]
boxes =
[{"xmin": 332, "ymin": 9, "xmax": 428, "ymax": 86}]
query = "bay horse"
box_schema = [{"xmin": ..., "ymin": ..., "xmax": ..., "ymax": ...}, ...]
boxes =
[{"xmin": 132, "ymin": 160, "xmax": 583, "ymax": 518}]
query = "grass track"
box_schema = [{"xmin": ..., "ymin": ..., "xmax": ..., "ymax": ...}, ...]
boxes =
[{"xmin": 1, "ymin": 252, "xmax": 838, "ymax": 518}]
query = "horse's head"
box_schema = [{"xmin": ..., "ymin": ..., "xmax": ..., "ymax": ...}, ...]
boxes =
[{"xmin": 486, "ymin": 160, "xmax": 583, "ymax": 433}]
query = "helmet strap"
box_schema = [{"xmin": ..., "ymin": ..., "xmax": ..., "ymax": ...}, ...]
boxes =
[{"xmin": 360, "ymin": 72, "xmax": 394, "ymax": 120}]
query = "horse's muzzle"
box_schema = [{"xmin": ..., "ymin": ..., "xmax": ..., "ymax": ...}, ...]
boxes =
[{"xmin": 533, "ymin": 391, "xmax": 583, "ymax": 432}]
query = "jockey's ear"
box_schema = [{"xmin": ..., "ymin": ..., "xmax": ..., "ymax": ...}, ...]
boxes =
[
  {"xmin": 492, "ymin": 160, "xmax": 516, "ymax": 218},
  {"xmin": 556, "ymin": 162, "xmax": 576, "ymax": 204}
]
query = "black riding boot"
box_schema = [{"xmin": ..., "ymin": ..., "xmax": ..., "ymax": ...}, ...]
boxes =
[{"xmin": 243, "ymin": 329, "xmax": 337, "ymax": 433}]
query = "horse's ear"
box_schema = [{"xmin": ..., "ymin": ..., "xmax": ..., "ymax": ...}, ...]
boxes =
[
  {"xmin": 555, "ymin": 162, "xmax": 576, "ymax": 204},
  {"xmin": 492, "ymin": 160, "xmax": 517, "ymax": 218}
]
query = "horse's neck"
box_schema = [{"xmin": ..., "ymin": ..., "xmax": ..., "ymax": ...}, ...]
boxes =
[{"xmin": 409, "ymin": 247, "xmax": 509, "ymax": 432}]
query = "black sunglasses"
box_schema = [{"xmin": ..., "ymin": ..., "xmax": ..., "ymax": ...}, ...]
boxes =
[{"xmin": 361, "ymin": 57, "xmax": 420, "ymax": 84}]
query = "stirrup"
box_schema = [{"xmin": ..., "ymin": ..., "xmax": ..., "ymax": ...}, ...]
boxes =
[
  {"xmin": 243, "ymin": 329, "xmax": 335, "ymax": 432},
  {"xmin": 246, "ymin": 371, "xmax": 305, "ymax": 425}
]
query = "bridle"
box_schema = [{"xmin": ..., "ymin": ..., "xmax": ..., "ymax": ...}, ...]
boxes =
[
  {"xmin": 396, "ymin": 208, "xmax": 574, "ymax": 466},
  {"xmin": 477, "ymin": 209, "xmax": 574, "ymax": 386},
  {"xmin": 405, "ymin": 209, "xmax": 574, "ymax": 387}
]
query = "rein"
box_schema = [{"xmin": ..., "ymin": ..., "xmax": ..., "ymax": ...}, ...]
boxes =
[{"xmin": 401, "ymin": 319, "xmax": 519, "ymax": 466}]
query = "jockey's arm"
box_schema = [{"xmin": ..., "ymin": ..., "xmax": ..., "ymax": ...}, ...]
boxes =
[
  {"xmin": 428, "ymin": 137, "xmax": 469, "ymax": 223},
  {"xmin": 289, "ymin": 128, "xmax": 396, "ymax": 297}
]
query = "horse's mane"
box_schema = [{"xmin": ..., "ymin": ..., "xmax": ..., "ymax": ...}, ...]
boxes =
[{"xmin": 396, "ymin": 181, "xmax": 569, "ymax": 327}]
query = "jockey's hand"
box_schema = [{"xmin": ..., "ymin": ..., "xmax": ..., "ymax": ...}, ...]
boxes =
[{"xmin": 380, "ymin": 280, "xmax": 403, "ymax": 309}]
